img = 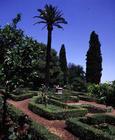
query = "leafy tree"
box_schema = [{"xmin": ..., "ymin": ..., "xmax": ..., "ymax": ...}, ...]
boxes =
[
  {"xmin": 59, "ymin": 44, "xmax": 68, "ymax": 85},
  {"xmin": 12, "ymin": 13, "xmax": 21, "ymax": 28},
  {"xmin": 86, "ymin": 31, "xmax": 102, "ymax": 84},
  {"xmin": 68, "ymin": 63, "xmax": 86, "ymax": 91},
  {"xmin": 34, "ymin": 4, "xmax": 67, "ymax": 87},
  {"xmin": 0, "ymin": 14, "xmax": 23, "ymax": 130}
]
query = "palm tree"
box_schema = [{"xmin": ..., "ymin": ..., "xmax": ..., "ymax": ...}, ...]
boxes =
[{"xmin": 34, "ymin": 4, "xmax": 67, "ymax": 87}]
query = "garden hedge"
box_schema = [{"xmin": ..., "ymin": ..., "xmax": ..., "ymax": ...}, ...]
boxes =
[
  {"xmin": 28, "ymin": 96, "xmax": 87, "ymax": 120},
  {"xmin": 86, "ymin": 114, "xmax": 115, "ymax": 125},
  {"xmin": 78, "ymin": 95, "xmax": 96, "ymax": 102},
  {"xmin": 50, "ymin": 95, "xmax": 79, "ymax": 102},
  {"xmin": 10, "ymin": 92, "xmax": 38, "ymax": 101},
  {"xmin": 66, "ymin": 115, "xmax": 115, "ymax": 140},
  {"xmin": 8, "ymin": 104, "xmax": 61, "ymax": 140},
  {"xmin": 70, "ymin": 104, "xmax": 108, "ymax": 113}
]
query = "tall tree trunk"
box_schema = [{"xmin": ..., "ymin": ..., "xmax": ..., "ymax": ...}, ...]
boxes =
[{"xmin": 45, "ymin": 29, "xmax": 52, "ymax": 87}]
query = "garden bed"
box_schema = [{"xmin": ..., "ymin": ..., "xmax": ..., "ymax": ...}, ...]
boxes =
[
  {"xmin": 50, "ymin": 94, "xmax": 79, "ymax": 103},
  {"xmin": 28, "ymin": 96, "xmax": 87, "ymax": 120},
  {"xmin": 68, "ymin": 104, "xmax": 108, "ymax": 113},
  {"xmin": 0, "ymin": 96, "xmax": 61, "ymax": 140},
  {"xmin": 78, "ymin": 95, "xmax": 96, "ymax": 102},
  {"xmin": 9, "ymin": 90, "xmax": 39, "ymax": 101},
  {"xmin": 66, "ymin": 114, "xmax": 115, "ymax": 140}
]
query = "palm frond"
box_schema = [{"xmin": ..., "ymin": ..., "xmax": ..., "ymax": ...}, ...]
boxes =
[
  {"xmin": 54, "ymin": 24, "xmax": 63, "ymax": 29},
  {"xmin": 34, "ymin": 4, "xmax": 67, "ymax": 29},
  {"xmin": 34, "ymin": 21, "xmax": 46, "ymax": 25}
]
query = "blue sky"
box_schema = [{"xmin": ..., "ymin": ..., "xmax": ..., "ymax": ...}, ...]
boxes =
[{"xmin": 0, "ymin": 0, "xmax": 115, "ymax": 82}]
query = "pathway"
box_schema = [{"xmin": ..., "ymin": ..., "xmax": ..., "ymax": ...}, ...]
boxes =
[
  {"xmin": 67, "ymin": 100, "xmax": 115, "ymax": 116},
  {"xmin": 8, "ymin": 99, "xmax": 78, "ymax": 140},
  {"xmin": 7, "ymin": 98, "xmax": 115, "ymax": 140}
]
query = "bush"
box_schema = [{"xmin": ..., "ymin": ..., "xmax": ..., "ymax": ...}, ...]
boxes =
[
  {"xmin": 50, "ymin": 95, "xmax": 79, "ymax": 102},
  {"xmin": 31, "ymin": 121, "xmax": 60, "ymax": 140},
  {"xmin": 87, "ymin": 83, "xmax": 115, "ymax": 106},
  {"xmin": 70, "ymin": 104, "xmax": 107, "ymax": 113},
  {"xmin": 78, "ymin": 95, "xmax": 96, "ymax": 102},
  {"xmin": 10, "ymin": 92, "xmax": 38, "ymax": 101},
  {"xmin": 86, "ymin": 114, "xmax": 115, "ymax": 125},
  {"xmin": 8, "ymin": 104, "xmax": 61, "ymax": 140},
  {"xmin": 66, "ymin": 117, "xmax": 115, "ymax": 140},
  {"xmin": 71, "ymin": 78, "xmax": 87, "ymax": 92},
  {"xmin": 29, "ymin": 96, "xmax": 87, "ymax": 120},
  {"xmin": 35, "ymin": 96, "xmax": 69, "ymax": 108},
  {"xmin": 8, "ymin": 104, "xmax": 24, "ymax": 122}
]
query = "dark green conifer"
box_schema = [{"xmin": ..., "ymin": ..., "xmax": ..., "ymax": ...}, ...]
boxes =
[
  {"xmin": 59, "ymin": 44, "xmax": 68, "ymax": 85},
  {"xmin": 86, "ymin": 31, "xmax": 102, "ymax": 84}
]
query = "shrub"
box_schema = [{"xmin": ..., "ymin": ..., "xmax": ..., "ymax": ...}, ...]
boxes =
[
  {"xmin": 66, "ymin": 117, "xmax": 115, "ymax": 140},
  {"xmin": 87, "ymin": 83, "xmax": 115, "ymax": 106},
  {"xmin": 71, "ymin": 78, "xmax": 87, "ymax": 92},
  {"xmin": 29, "ymin": 96, "xmax": 87, "ymax": 120},
  {"xmin": 10, "ymin": 92, "xmax": 38, "ymax": 101},
  {"xmin": 31, "ymin": 121, "xmax": 60, "ymax": 140},
  {"xmin": 86, "ymin": 114, "xmax": 115, "ymax": 125},
  {"xmin": 70, "ymin": 104, "xmax": 107, "ymax": 113},
  {"xmin": 50, "ymin": 95, "xmax": 79, "ymax": 102},
  {"xmin": 78, "ymin": 95, "xmax": 96, "ymax": 102},
  {"xmin": 8, "ymin": 104, "xmax": 24, "ymax": 122},
  {"xmin": 8, "ymin": 104, "xmax": 61, "ymax": 140}
]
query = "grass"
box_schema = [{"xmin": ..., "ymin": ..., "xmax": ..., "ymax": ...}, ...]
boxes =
[{"xmin": 37, "ymin": 103, "xmax": 64, "ymax": 112}]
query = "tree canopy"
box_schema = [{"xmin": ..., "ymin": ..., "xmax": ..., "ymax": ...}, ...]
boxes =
[{"xmin": 86, "ymin": 31, "xmax": 102, "ymax": 84}]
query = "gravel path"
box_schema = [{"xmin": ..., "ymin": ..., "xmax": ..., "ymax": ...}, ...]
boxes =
[{"xmin": 8, "ymin": 99, "xmax": 78, "ymax": 140}]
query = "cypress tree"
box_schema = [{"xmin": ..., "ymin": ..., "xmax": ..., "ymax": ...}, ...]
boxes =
[
  {"xmin": 86, "ymin": 31, "xmax": 102, "ymax": 84},
  {"xmin": 59, "ymin": 44, "xmax": 68, "ymax": 85}
]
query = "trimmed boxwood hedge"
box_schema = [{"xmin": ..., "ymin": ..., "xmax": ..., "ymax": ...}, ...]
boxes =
[
  {"xmin": 28, "ymin": 96, "xmax": 87, "ymax": 120},
  {"xmin": 66, "ymin": 115, "xmax": 115, "ymax": 140},
  {"xmin": 86, "ymin": 114, "xmax": 115, "ymax": 125},
  {"xmin": 78, "ymin": 95, "xmax": 96, "ymax": 102},
  {"xmin": 50, "ymin": 95, "xmax": 79, "ymax": 102},
  {"xmin": 70, "ymin": 104, "xmax": 108, "ymax": 113},
  {"xmin": 31, "ymin": 121, "xmax": 61, "ymax": 140},
  {"xmin": 8, "ymin": 104, "xmax": 61, "ymax": 140},
  {"xmin": 10, "ymin": 92, "xmax": 38, "ymax": 101}
]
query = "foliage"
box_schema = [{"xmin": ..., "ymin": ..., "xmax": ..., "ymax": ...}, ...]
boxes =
[
  {"xmin": 86, "ymin": 31, "xmax": 102, "ymax": 84},
  {"xmin": 7, "ymin": 104, "xmax": 61, "ymax": 140},
  {"xmin": 50, "ymin": 94, "xmax": 79, "ymax": 102},
  {"xmin": 10, "ymin": 92, "xmax": 38, "ymax": 101},
  {"xmin": 85, "ymin": 114, "xmax": 115, "ymax": 125},
  {"xmin": 78, "ymin": 95, "xmax": 96, "ymax": 102},
  {"xmin": 66, "ymin": 116, "xmax": 115, "ymax": 140},
  {"xmin": 70, "ymin": 104, "xmax": 107, "ymax": 113},
  {"xmin": 34, "ymin": 4, "xmax": 67, "ymax": 86},
  {"xmin": 31, "ymin": 121, "xmax": 60, "ymax": 140},
  {"xmin": 59, "ymin": 44, "xmax": 68, "ymax": 85},
  {"xmin": 29, "ymin": 96, "xmax": 87, "ymax": 120},
  {"xmin": 68, "ymin": 63, "xmax": 86, "ymax": 91},
  {"xmin": 0, "ymin": 19, "xmax": 63, "ymax": 89},
  {"xmin": 87, "ymin": 82, "xmax": 115, "ymax": 107},
  {"xmin": 87, "ymin": 84, "xmax": 100, "ymax": 97}
]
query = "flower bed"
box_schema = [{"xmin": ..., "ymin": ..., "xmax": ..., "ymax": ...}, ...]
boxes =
[
  {"xmin": 28, "ymin": 96, "xmax": 87, "ymax": 120},
  {"xmin": 66, "ymin": 114, "xmax": 115, "ymax": 140}
]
